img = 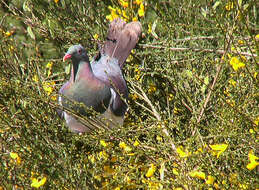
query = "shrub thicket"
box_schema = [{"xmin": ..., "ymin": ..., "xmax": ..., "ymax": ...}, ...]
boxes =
[{"xmin": 0, "ymin": 0, "xmax": 258, "ymax": 189}]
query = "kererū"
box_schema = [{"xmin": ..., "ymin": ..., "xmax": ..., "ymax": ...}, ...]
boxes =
[{"xmin": 59, "ymin": 19, "xmax": 142, "ymax": 133}]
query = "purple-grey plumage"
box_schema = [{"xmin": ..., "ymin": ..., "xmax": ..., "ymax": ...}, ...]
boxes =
[{"xmin": 59, "ymin": 19, "xmax": 142, "ymax": 133}]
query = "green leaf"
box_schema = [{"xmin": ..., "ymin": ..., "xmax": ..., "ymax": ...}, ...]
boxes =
[
  {"xmin": 27, "ymin": 26, "xmax": 35, "ymax": 40},
  {"xmin": 204, "ymin": 76, "xmax": 209, "ymax": 85},
  {"xmin": 213, "ymin": 1, "xmax": 221, "ymax": 10},
  {"xmin": 151, "ymin": 20, "xmax": 158, "ymax": 39}
]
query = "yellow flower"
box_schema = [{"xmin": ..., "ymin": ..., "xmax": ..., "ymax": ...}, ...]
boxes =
[
  {"xmin": 31, "ymin": 177, "xmax": 47, "ymax": 188},
  {"xmin": 229, "ymin": 57, "xmax": 245, "ymax": 71},
  {"xmin": 228, "ymin": 79, "xmax": 236, "ymax": 87},
  {"xmin": 99, "ymin": 150, "xmax": 108, "ymax": 160},
  {"xmin": 119, "ymin": 0, "xmax": 128, "ymax": 8},
  {"xmin": 249, "ymin": 129, "xmax": 255, "ymax": 134},
  {"xmin": 146, "ymin": 163, "xmax": 156, "ymax": 177},
  {"xmin": 93, "ymin": 34, "xmax": 99, "ymax": 40},
  {"xmin": 133, "ymin": 140, "xmax": 140, "ymax": 147},
  {"xmin": 246, "ymin": 150, "xmax": 259, "ymax": 170},
  {"xmin": 206, "ymin": 175, "xmax": 215, "ymax": 185},
  {"xmin": 134, "ymin": 0, "xmax": 143, "ymax": 5},
  {"xmin": 88, "ymin": 155, "xmax": 95, "ymax": 164},
  {"xmin": 238, "ymin": 40, "xmax": 244, "ymax": 45},
  {"xmin": 10, "ymin": 152, "xmax": 19, "ymax": 159},
  {"xmin": 174, "ymin": 107, "xmax": 180, "ymax": 114},
  {"xmin": 254, "ymin": 116, "xmax": 259, "ymax": 126},
  {"xmin": 119, "ymin": 141, "xmax": 132, "ymax": 152},
  {"xmin": 255, "ymin": 34, "xmax": 259, "ymax": 39},
  {"xmin": 132, "ymin": 17, "xmax": 138, "ymax": 21},
  {"xmin": 209, "ymin": 144, "xmax": 228, "ymax": 158},
  {"xmin": 46, "ymin": 62, "xmax": 53, "ymax": 69},
  {"xmin": 176, "ymin": 146, "xmax": 190, "ymax": 158},
  {"xmin": 100, "ymin": 140, "xmax": 107, "ymax": 147},
  {"xmin": 43, "ymin": 81, "xmax": 55, "ymax": 95},
  {"xmin": 225, "ymin": 2, "xmax": 234, "ymax": 11},
  {"xmin": 173, "ymin": 168, "xmax": 179, "ymax": 175},
  {"xmin": 10, "ymin": 152, "xmax": 21, "ymax": 165},
  {"xmin": 106, "ymin": 6, "xmax": 120, "ymax": 22},
  {"xmin": 5, "ymin": 31, "xmax": 14, "ymax": 37},
  {"xmin": 189, "ymin": 171, "xmax": 206, "ymax": 180},
  {"xmin": 138, "ymin": 3, "xmax": 145, "ymax": 17},
  {"xmin": 32, "ymin": 75, "xmax": 39, "ymax": 82}
]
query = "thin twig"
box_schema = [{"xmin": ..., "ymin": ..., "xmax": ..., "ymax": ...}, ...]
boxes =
[
  {"xmin": 196, "ymin": 64, "xmax": 222, "ymax": 124},
  {"xmin": 132, "ymin": 83, "xmax": 176, "ymax": 151},
  {"xmin": 139, "ymin": 44, "xmax": 257, "ymax": 57}
]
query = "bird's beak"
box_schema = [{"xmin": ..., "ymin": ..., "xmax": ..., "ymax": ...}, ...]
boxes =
[{"xmin": 63, "ymin": 54, "xmax": 72, "ymax": 62}]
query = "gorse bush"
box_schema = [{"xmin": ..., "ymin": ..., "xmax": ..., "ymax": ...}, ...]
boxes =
[{"xmin": 0, "ymin": 0, "xmax": 258, "ymax": 189}]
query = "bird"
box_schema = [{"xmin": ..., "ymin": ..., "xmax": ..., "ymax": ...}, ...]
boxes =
[{"xmin": 58, "ymin": 19, "xmax": 142, "ymax": 133}]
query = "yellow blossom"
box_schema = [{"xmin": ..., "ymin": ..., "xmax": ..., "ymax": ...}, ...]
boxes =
[
  {"xmin": 43, "ymin": 81, "xmax": 55, "ymax": 95},
  {"xmin": 189, "ymin": 171, "xmax": 206, "ymax": 180},
  {"xmin": 176, "ymin": 146, "xmax": 190, "ymax": 158},
  {"xmin": 229, "ymin": 57, "xmax": 245, "ymax": 71},
  {"xmin": 255, "ymin": 34, "xmax": 259, "ymax": 39},
  {"xmin": 239, "ymin": 183, "xmax": 248, "ymax": 189},
  {"xmin": 225, "ymin": 2, "xmax": 234, "ymax": 11},
  {"xmin": 54, "ymin": 0, "xmax": 59, "ymax": 3},
  {"xmin": 246, "ymin": 150, "xmax": 259, "ymax": 170},
  {"xmin": 228, "ymin": 79, "xmax": 236, "ymax": 87},
  {"xmin": 99, "ymin": 150, "xmax": 108, "ymax": 160},
  {"xmin": 173, "ymin": 168, "xmax": 179, "ymax": 175},
  {"xmin": 138, "ymin": 3, "xmax": 145, "ymax": 17},
  {"xmin": 119, "ymin": 0, "xmax": 128, "ymax": 8},
  {"xmin": 249, "ymin": 129, "xmax": 255, "ymax": 134},
  {"xmin": 32, "ymin": 75, "xmax": 39, "ymax": 82},
  {"xmin": 31, "ymin": 177, "xmax": 47, "ymax": 188},
  {"xmin": 156, "ymin": 135, "xmax": 163, "ymax": 141},
  {"xmin": 100, "ymin": 140, "xmax": 107, "ymax": 147},
  {"xmin": 146, "ymin": 163, "xmax": 156, "ymax": 177},
  {"xmin": 209, "ymin": 144, "xmax": 228, "ymax": 158},
  {"xmin": 10, "ymin": 152, "xmax": 21, "ymax": 165},
  {"xmin": 174, "ymin": 107, "xmax": 180, "ymax": 114},
  {"xmin": 93, "ymin": 34, "xmax": 99, "ymax": 40},
  {"xmin": 50, "ymin": 94, "xmax": 57, "ymax": 101},
  {"xmin": 133, "ymin": 140, "xmax": 140, "ymax": 146},
  {"xmin": 5, "ymin": 31, "xmax": 14, "ymax": 37},
  {"xmin": 206, "ymin": 175, "xmax": 215, "ymax": 185},
  {"xmin": 106, "ymin": 6, "xmax": 119, "ymax": 22},
  {"xmin": 254, "ymin": 72, "xmax": 258, "ymax": 79},
  {"xmin": 119, "ymin": 141, "xmax": 132, "ymax": 152},
  {"xmin": 238, "ymin": 40, "xmax": 244, "ymax": 45},
  {"xmin": 132, "ymin": 17, "xmax": 138, "ymax": 21},
  {"xmin": 169, "ymin": 93, "xmax": 174, "ymax": 101},
  {"xmin": 254, "ymin": 116, "xmax": 259, "ymax": 125},
  {"xmin": 134, "ymin": 0, "xmax": 143, "ymax": 5},
  {"xmin": 46, "ymin": 62, "xmax": 53, "ymax": 69},
  {"xmin": 122, "ymin": 10, "xmax": 129, "ymax": 21}
]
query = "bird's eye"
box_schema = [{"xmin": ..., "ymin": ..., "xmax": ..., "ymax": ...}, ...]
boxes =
[{"xmin": 78, "ymin": 49, "xmax": 82, "ymax": 54}]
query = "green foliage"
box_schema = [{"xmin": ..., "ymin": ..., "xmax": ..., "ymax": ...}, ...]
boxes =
[{"xmin": 0, "ymin": 0, "xmax": 258, "ymax": 189}]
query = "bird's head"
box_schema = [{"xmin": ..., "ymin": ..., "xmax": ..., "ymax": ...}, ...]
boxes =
[{"xmin": 63, "ymin": 44, "xmax": 89, "ymax": 63}]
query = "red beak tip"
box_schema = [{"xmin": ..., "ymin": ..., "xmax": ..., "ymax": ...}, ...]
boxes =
[{"xmin": 63, "ymin": 54, "xmax": 71, "ymax": 62}]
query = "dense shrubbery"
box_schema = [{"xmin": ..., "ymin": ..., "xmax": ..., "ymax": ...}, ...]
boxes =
[{"xmin": 0, "ymin": 0, "xmax": 258, "ymax": 189}]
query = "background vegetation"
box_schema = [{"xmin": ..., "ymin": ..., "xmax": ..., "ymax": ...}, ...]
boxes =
[{"xmin": 0, "ymin": 0, "xmax": 258, "ymax": 189}]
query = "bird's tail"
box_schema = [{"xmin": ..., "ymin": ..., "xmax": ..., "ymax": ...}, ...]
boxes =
[{"xmin": 102, "ymin": 18, "xmax": 142, "ymax": 68}]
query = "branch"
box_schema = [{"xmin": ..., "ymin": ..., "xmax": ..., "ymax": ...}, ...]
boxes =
[{"xmin": 139, "ymin": 44, "xmax": 257, "ymax": 57}]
